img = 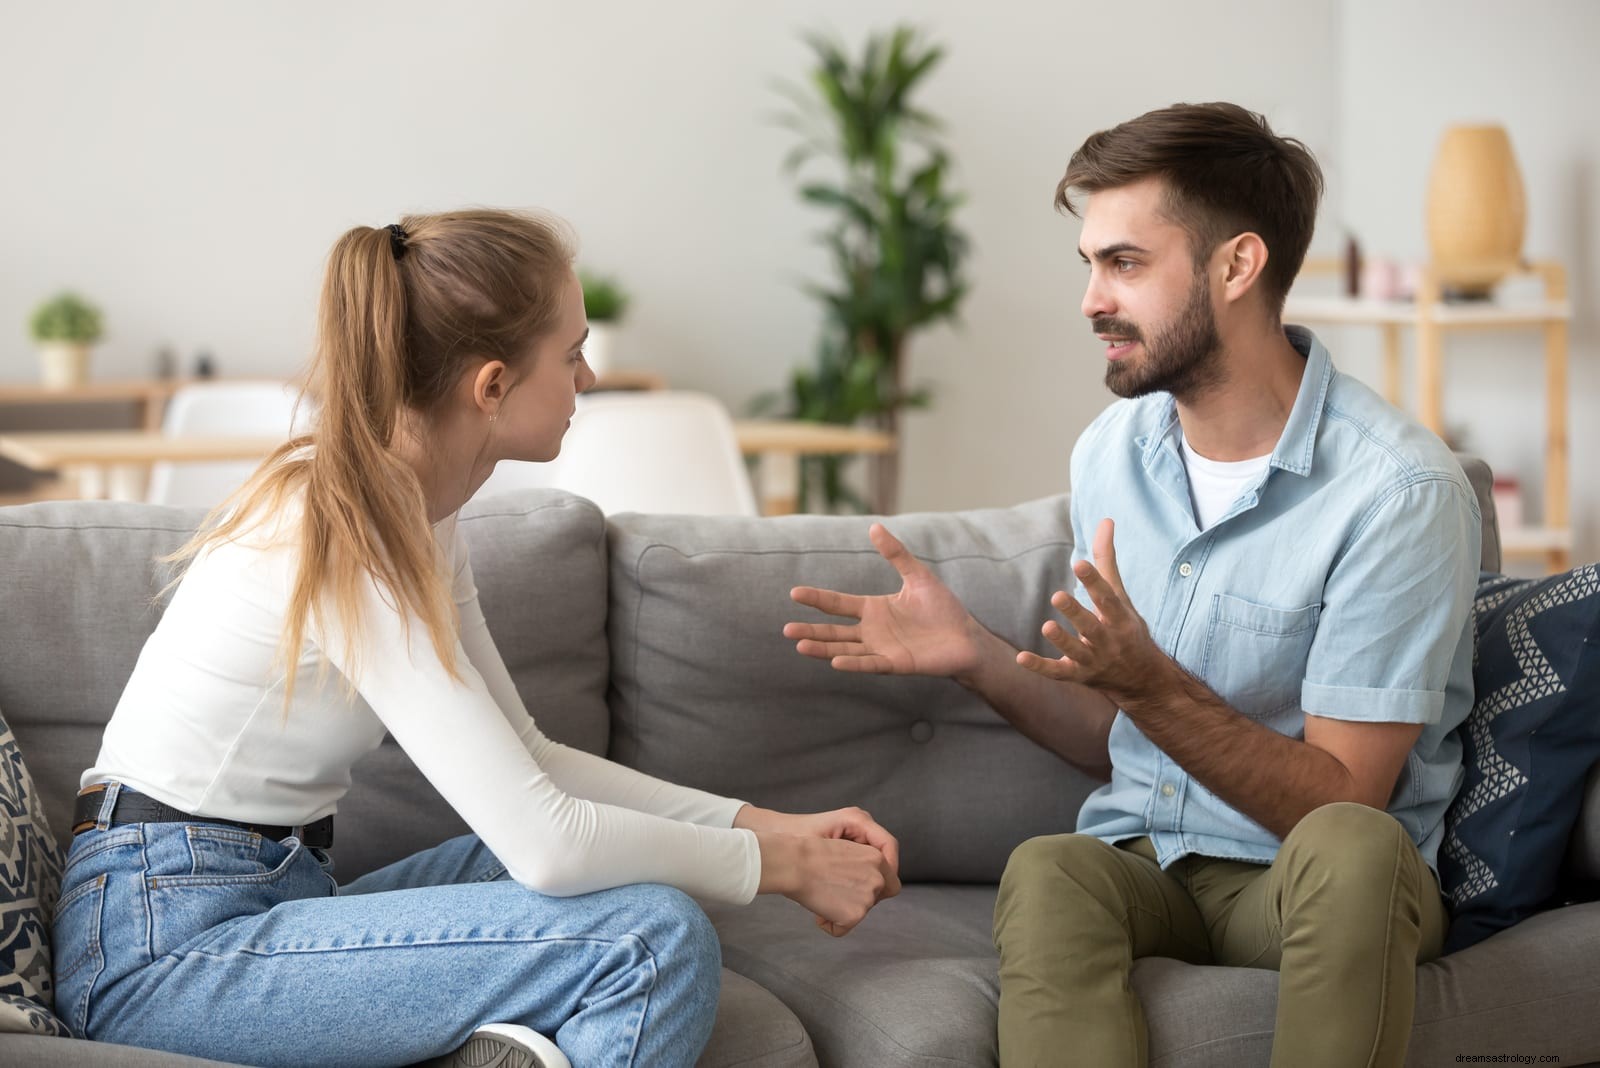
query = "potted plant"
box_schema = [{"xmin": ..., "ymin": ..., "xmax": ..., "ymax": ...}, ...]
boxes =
[
  {"xmin": 29, "ymin": 292, "xmax": 104, "ymax": 390},
  {"xmin": 579, "ymin": 271, "xmax": 630, "ymax": 378},
  {"xmin": 768, "ymin": 25, "xmax": 969, "ymax": 513}
]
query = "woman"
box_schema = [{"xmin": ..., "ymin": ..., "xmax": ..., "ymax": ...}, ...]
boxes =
[{"xmin": 53, "ymin": 209, "xmax": 900, "ymax": 1068}]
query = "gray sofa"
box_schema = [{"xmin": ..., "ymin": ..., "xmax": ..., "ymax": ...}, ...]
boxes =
[{"xmin": 2, "ymin": 456, "xmax": 1597, "ymax": 1067}]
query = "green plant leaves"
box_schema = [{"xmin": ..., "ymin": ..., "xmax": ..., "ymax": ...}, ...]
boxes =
[
  {"xmin": 29, "ymin": 292, "xmax": 103, "ymax": 344},
  {"xmin": 579, "ymin": 271, "xmax": 630, "ymax": 322},
  {"xmin": 771, "ymin": 24, "xmax": 970, "ymax": 512}
]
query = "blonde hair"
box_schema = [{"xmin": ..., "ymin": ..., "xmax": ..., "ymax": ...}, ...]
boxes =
[{"xmin": 171, "ymin": 208, "xmax": 576, "ymax": 702}]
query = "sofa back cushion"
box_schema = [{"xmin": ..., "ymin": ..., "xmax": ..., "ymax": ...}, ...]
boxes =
[
  {"xmin": 1457, "ymin": 455, "xmax": 1500, "ymax": 574},
  {"xmin": 606, "ymin": 495, "xmax": 1101, "ymax": 884},
  {"xmin": 0, "ymin": 490, "xmax": 610, "ymax": 881}
]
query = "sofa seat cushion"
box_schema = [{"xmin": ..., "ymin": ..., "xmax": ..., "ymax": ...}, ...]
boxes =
[
  {"xmin": 706, "ymin": 886, "xmax": 1000, "ymax": 1068},
  {"xmin": 700, "ymin": 969, "xmax": 817, "ymax": 1068},
  {"xmin": 1136, "ymin": 903, "xmax": 1600, "ymax": 1066},
  {"xmin": 606, "ymin": 497, "xmax": 1102, "ymax": 884},
  {"xmin": 0, "ymin": 1034, "xmax": 236, "ymax": 1066},
  {"xmin": 710, "ymin": 888, "xmax": 1600, "ymax": 1067},
  {"xmin": 2, "ymin": 968, "xmax": 813, "ymax": 1067}
]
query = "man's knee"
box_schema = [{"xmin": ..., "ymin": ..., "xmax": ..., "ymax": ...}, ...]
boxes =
[
  {"xmin": 999, "ymin": 834, "xmax": 1107, "ymax": 895},
  {"xmin": 996, "ymin": 834, "xmax": 1122, "ymax": 943},
  {"xmin": 1278, "ymin": 802, "xmax": 1414, "ymax": 904},
  {"xmin": 1284, "ymin": 802, "xmax": 1403, "ymax": 867}
]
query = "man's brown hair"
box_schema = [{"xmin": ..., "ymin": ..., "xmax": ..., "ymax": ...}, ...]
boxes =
[{"xmin": 1057, "ymin": 102, "xmax": 1324, "ymax": 316}]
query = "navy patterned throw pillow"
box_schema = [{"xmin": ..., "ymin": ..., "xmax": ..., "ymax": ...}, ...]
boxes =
[
  {"xmin": 1439, "ymin": 566, "xmax": 1600, "ymax": 953},
  {"xmin": 0, "ymin": 703, "xmax": 68, "ymax": 1037}
]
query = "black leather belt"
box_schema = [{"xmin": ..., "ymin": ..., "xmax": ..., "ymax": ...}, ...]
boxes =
[{"xmin": 73, "ymin": 784, "xmax": 334, "ymax": 849}]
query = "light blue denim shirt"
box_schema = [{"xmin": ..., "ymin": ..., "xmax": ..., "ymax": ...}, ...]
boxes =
[{"xmin": 1071, "ymin": 327, "xmax": 1479, "ymax": 872}]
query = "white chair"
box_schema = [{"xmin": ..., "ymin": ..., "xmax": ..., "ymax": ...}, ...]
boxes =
[
  {"xmin": 477, "ymin": 391, "xmax": 757, "ymax": 516},
  {"xmin": 146, "ymin": 381, "xmax": 311, "ymax": 507}
]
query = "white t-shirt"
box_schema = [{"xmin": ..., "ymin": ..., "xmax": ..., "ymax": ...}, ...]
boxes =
[
  {"xmin": 86, "ymin": 504, "xmax": 761, "ymax": 904},
  {"xmin": 1179, "ymin": 433, "xmax": 1272, "ymax": 531}
]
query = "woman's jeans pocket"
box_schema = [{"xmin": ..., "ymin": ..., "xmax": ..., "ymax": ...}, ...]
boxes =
[
  {"xmin": 144, "ymin": 827, "xmax": 334, "ymax": 959},
  {"xmin": 51, "ymin": 872, "xmax": 107, "ymax": 1037}
]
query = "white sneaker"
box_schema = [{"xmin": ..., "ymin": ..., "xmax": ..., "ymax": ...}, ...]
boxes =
[{"xmin": 423, "ymin": 1023, "xmax": 572, "ymax": 1068}]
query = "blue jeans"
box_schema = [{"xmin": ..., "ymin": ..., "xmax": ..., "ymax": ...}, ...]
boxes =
[{"xmin": 52, "ymin": 783, "xmax": 722, "ymax": 1068}]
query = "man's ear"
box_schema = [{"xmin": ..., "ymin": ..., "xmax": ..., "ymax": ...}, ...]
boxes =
[
  {"xmin": 1218, "ymin": 232, "xmax": 1269, "ymax": 306},
  {"xmin": 472, "ymin": 359, "xmax": 510, "ymax": 418}
]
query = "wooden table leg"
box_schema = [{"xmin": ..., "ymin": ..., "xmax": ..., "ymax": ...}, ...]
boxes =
[
  {"xmin": 755, "ymin": 449, "xmax": 799, "ymax": 516},
  {"xmin": 107, "ymin": 463, "xmax": 148, "ymax": 502},
  {"xmin": 65, "ymin": 463, "xmax": 107, "ymax": 500}
]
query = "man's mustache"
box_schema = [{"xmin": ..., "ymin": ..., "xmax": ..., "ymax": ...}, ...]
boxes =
[{"xmin": 1092, "ymin": 318, "xmax": 1142, "ymax": 341}]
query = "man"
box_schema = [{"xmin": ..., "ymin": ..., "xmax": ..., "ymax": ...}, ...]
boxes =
[{"xmin": 783, "ymin": 102, "xmax": 1479, "ymax": 1067}]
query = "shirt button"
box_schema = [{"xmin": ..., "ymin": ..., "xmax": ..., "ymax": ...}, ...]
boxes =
[
  {"xmin": 909, "ymin": 721, "xmax": 934, "ymax": 743},
  {"xmin": 1178, "ymin": 562, "xmax": 1193, "ymax": 577},
  {"xmin": 1161, "ymin": 783, "xmax": 1176, "ymax": 798}
]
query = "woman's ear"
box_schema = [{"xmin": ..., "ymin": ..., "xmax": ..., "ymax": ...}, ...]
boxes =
[{"xmin": 471, "ymin": 360, "xmax": 509, "ymax": 419}]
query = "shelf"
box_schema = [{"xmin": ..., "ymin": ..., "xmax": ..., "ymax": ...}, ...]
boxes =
[
  {"xmin": 1287, "ymin": 260, "xmax": 1572, "ymax": 574},
  {"xmin": 1285, "ymin": 296, "xmax": 1572, "ymax": 327},
  {"xmin": 1500, "ymin": 526, "xmax": 1574, "ymax": 557}
]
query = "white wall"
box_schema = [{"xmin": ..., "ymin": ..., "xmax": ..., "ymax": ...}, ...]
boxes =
[
  {"xmin": 1334, "ymin": 0, "xmax": 1600, "ymax": 564},
  {"xmin": 0, "ymin": 0, "xmax": 1339, "ymax": 513},
  {"xmin": 10, "ymin": 4, "xmax": 1593, "ymax": 556}
]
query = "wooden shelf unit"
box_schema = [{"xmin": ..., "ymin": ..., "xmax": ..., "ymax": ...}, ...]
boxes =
[{"xmin": 1285, "ymin": 260, "xmax": 1572, "ymax": 572}]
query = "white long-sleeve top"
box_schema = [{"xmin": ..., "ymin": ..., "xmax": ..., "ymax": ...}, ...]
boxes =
[{"xmin": 85, "ymin": 506, "xmax": 762, "ymax": 904}]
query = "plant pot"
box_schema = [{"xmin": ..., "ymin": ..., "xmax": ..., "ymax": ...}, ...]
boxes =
[
  {"xmin": 1425, "ymin": 124, "xmax": 1526, "ymax": 299},
  {"xmin": 38, "ymin": 342, "xmax": 91, "ymax": 389},
  {"xmin": 584, "ymin": 322, "xmax": 616, "ymax": 378}
]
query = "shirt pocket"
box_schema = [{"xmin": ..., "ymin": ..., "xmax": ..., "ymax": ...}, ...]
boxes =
[{"xmin": 1200, "ymin": 594, "xmax": 1321, "ymax": 720}]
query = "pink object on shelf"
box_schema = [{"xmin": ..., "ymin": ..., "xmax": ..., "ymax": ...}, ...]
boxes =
[{"xmin": 1491, "ymin": 476, "xmax": 1524, "ymax": 531}]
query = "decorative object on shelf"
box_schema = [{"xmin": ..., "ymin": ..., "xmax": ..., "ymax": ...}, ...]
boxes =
[
  {"xmin": 1426, "ymin": 124, "xmax": 1526, "ymax": 300},
  {"xmin": 766, "ymin": 24, "xmax": 969, "ymax": 513},
  {"xmin": 1342, "ymin": 233, "xmax": 1363, "ymax": 299},
  {"xmin": 579, "ymin": 272, "xmax": 630, "ymax": 378},
  {"xmin": 1491, "ymin": 476, "xmax": 1524, "ymax": 532},
  {"xmin": 1359, "ymin": 256, "xmax": 1407, "ymax": 302},
  {"xmin": 27, "ymin": 292, "xmax": 103, "ymax": 390},
  {"xmin": 193, "ymin": 351, "xmax": 216, "ymax": 379}
]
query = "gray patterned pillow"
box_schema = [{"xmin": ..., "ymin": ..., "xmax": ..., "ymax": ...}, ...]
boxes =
[{"xmin": 0, "ymin": 703, "xmax": 68, "ymax": 1036}]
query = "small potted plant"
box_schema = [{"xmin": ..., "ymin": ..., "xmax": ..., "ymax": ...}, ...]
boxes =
[
  {"xmin": 29, "ymin": 292, "xmax": 104, "ymax": 389},
  {"xmin": 579, "ymin": 271, "xmax": 630, "ymax": 378}
]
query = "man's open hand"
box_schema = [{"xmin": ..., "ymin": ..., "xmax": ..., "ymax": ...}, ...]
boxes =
[
  {"xmin": 1016, "ymin": 518, "xmax": 1169, "ymax": 705},
  {"xmin": 785, "ymin": 523, "xmax": 981, "ymax": 680}
]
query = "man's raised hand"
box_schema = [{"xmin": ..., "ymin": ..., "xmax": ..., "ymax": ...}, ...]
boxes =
[
  {"xmin": 784, "ymin": 523, "xmax": 981, "ymax": 679},
  {"xmin": 1016, "ymin": 518, "xmax": 1165, "ymax": 705}
]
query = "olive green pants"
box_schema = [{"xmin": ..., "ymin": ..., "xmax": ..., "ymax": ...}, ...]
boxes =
[{"xmin": 992, "ymin": 803, "xmax": 1448, "ymax": 1068}]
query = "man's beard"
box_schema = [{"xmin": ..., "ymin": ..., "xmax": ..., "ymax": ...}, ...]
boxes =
[{"xmin": 1097, "ymin": 272, "xmax": 1225, "ymax": 401}]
